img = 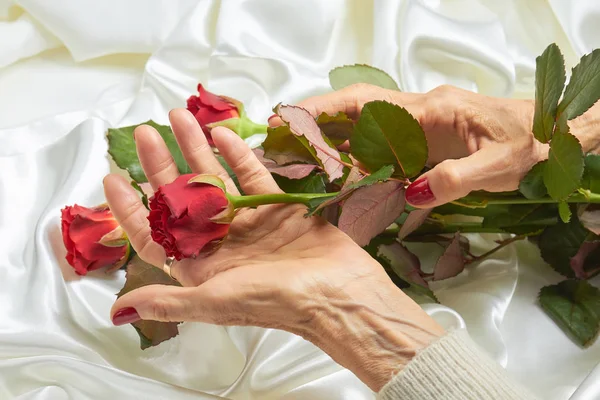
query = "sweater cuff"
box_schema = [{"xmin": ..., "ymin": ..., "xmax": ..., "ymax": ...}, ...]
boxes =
[{"xmin": 377, "ymin": 329, "xmax": 538, "ymax": 400}]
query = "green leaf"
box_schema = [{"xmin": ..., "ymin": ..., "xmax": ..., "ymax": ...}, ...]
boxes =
[
  {"xmin": 274, "ymin": 173, "xmax": 327, "ymax": 194},
  {"xmin": 539, "ymin": 216, "xmax": 588, "ymax": 277},
  {"xmin": 305, "ymin": 165, "xmax": 395, "ymax": 215},
  {"xmin": 107, "ymin": 121, "xmax": 191, "ymax": 183},
  {"xmin": 557, "ymin": 49, "xmax": 600, "ymax": 120},
  {"xmin": 351, "ymin": 101, "xmax": 428, "ymax": 178},
  {"xmin": 582, "ymin": 154, "xmax": 600, "ymax": 193},
  {"xmin": 316, "ymin": 112, "xmax": 354, "ymax": 145},
  {"xmin": 559, "ymin": 201, "xmax": 572, "ymax": 223},
  {"xmin": 519, "ymin": 161, "xmax": 548, "ymax": 199},
  {"xmin": 329, "ymin": 64, "xmax": 400, "ymax": 91},
  {"xmin": 544, "ymin": 129, "xmax": 584, "ymax": 200},
  {"xmin": 130, "ymin": 181, "xmax": 149, "ymax": 210},
  {"xmin": 262, "ymin": 125, "xmax": 316, "ymax": 165},
  {"xmin": 483, "ymin": 204, "xmax": 549, "ymax": 230},
  {"xmin": 117, "ymin": 256, "xmax": 181, "ymax": 349},
  {"xmin": 532, "ymin": 44, "xmax": 566, "ymax": 143},
  {"xmin": 539, "ymin": 280, "xmax": 600, "ymax": 347}
]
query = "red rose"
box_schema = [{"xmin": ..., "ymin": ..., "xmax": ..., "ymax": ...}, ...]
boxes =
[
  {"xmin": 148, "ymin": 174, "xmax": 232, "ymax": 260},
  {"xmin": 186, "ymin": 84, "xmax": 240, "ymax": 145},
  {"xmin": 61, "ymin": 205, "xmax": 128, "ymax": 275}
]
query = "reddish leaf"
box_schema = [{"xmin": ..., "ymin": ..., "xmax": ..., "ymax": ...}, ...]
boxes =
[
  {"xmin": 381, "ymin": 242, "xmax": 427, "ymax": 287},
  {"xmin": 277, "ymin": 105, "xmax": 344, "ymax": 181},
  {"xmin": 398, "ymin": 209, "xmax": 432, "ymax": 240},
  {"xmin": 321, "ymin": 203, "xmax": 340, "ymax": 225},
  {"xmin": 117, "ymin": 256, "xmax": 181, "ymax": 349},
  {"xmin": 433, "ymin": 232, "xmax": 466, "ymax": 281},
  {"xmin": 570, "ymin": 241, "xmax": 600, "ymax": 279},
  {"xmin": 306, "ymin": 165, "xmax": 395, "ymax": 216},
  {"xmin": 253, "ymin": 148, "xmax": 317, "ymax": 179},
  {"xmin": 338, "ymin": 181, "xmax": 405, "ymax": 246}
]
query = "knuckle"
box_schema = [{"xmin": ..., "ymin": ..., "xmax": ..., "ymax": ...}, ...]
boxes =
[
  {"xmin": 344, "ymin": 82, "xmax": 375, "ymax": 93},
  {"xmin": 146, "ymin": 154, "xmax": 175, "ymax": 178},
  {"xmin": 430, "ymin": 84, "xmax": 457, "ymax": 96},
  {"xmin": 436, "ymin": 161, "xmax": 463, "ymax": 194},
  {"xmin": 149, "ymin": 297, "xmax": 173, "ymax": 321},
  {"xmin": 187, "ymin": 139, "xmax": 212, "ymax": 158}
]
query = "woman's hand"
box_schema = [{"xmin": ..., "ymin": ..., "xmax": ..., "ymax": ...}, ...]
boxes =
[
  {"xmin": 287, "ymin": 83, "xmax": 600, "ymax": 208},
  {"xmin": 104, "ymin": 109, "xmax": 444, "ymax": 391}
]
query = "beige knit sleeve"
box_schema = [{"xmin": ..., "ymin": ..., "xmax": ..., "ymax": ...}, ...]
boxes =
[{"xmin": 377, "ymin": 329, "xmax": 539, "ymax": 400}]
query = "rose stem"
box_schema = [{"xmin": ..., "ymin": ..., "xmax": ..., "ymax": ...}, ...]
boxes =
[{"xmin": 228, "ymin": 192, "xmax": 338, "ymax": 209}]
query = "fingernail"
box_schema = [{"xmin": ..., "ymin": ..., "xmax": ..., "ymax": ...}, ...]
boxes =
[
  {"xmin": 112, "ymin": 307, "xmax": 141, "ymax": 326},
  {"xmin": 267, "ymin": 113, "xmax": 277, "ymax": 122},
  {"xmin": 406, "ymin": 178, "xmax": 435, "ymax": 205}
]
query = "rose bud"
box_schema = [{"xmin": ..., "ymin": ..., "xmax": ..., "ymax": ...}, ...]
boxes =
[
  {"xmin": 61, "ymin": 204, "xmax": 129, "ymax": 276},
  {"xmin": 148, "ymin": 174, "xmax": 234, "ymax": 260},
  {"xmin": 186, "ymin": 84, "xmax": 241, "ymax": 145}
]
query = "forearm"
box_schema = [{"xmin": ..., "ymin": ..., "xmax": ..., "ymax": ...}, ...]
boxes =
[
  {"xmin": 301, "ymin": 278, "xmax": 444, "ymax": 391},
  {"xmin": 299, "ymin": 277, "xmax": 537, "ymax": 399},
  {"xmin": 571, "ymin": 101, "xmax": 600, "ymax": 153}
]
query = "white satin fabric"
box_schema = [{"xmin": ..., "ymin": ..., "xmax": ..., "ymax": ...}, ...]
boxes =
[{"xmin": 1, "ymin": 0, "xmax": 599, "ymax": 399}]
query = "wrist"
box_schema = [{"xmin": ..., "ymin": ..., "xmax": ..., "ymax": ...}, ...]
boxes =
[
  {"xmin": 302, "ymin": 272, "xmax": 445, "ymax": 392},
  {"xmin": 570, "ymin": 101, "xmax": 600, "ymax": 153}
]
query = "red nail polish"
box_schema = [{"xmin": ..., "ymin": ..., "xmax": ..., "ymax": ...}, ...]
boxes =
[
  {"xmin": 406, "ymin": 178, "xmax": 435, "ymax": 205},
  {"xmin": 112, "ymin": 307, "xmax": 140, "ymax": 326}
]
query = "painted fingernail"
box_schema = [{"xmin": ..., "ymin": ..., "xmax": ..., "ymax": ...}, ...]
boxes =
[
  {"xmin": 406, "ymin": 178, "xmax": 435, "ymax": 205},
  {"xmin": 112, "ymin": 307, "xmax": 141, "ymax": 326}
]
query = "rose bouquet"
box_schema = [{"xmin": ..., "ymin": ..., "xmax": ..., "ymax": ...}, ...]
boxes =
[{"xmin": 61, "ymin": 44, "xmax": 600, "ymax": 350}]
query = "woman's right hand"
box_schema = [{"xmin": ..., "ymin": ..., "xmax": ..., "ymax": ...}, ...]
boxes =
[
  {"xmin": 283, "ymin": 83, "xmax": 600, "ymax": 208},
  {"xmin": 104, "ymin": 109, "xmax": 444, "ymax": 392}
]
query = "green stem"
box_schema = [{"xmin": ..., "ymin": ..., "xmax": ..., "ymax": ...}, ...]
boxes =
[
  {"xmin": 228, "ymin": 192, "xmax": 337, "ymax": 209},
  {"xmin": 458, "ymin": 191, "xmax": 600, "ymax": 206}
]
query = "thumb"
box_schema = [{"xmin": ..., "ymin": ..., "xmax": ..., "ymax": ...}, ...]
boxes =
[
  {"xmin": 110, "ymin": 284, "xmax": 220, "ymax": 326},
  {"xmin": 405, "ymin": 145, "xmax": 520, "ymax": 208}
]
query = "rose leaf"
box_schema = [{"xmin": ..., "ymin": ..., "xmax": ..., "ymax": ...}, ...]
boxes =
[
  {"xmin": 338, "ymin": 180, "xmax": 405, "ymax": 246},
  {"xmin": 276, "ymin": 105, "xmax": 345, "ymax": 181},
  {"xmin": 107, "ymin": 121, "xmax": 191, "ymax": 183},
  {"xmin": 539, "ymin": 279, "xmax": 600, "ymax": 347},
  {"xmin": 433, "ymin": 232, "xmax": 466, "ymax": 281},
  {"xmin": 532, "ymin": 43, "xmax": 566, "ymax": 143},
  {"xmin": 117, "ymin": 256, "xmax": 181, "ymax": 350},
  {"xmin": 557, "ymin": 48, "xmax": 600, "ymax": 121},
  {"xmin": 543, "ymin": 128, "xmax": 584, "ymax": 200},
  {"xmin": 351, "ymin": 101, "xmax": 428, "ymax": 179},
  {"xmin": 329, "ymin": 64, "xmax": 400, "ymax": 91}
]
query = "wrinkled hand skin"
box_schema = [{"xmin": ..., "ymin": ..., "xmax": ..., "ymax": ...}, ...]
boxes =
[
  {"xmin": 285, "ymin": 83, "xmax": 600, "ymax": 208},
  {"xmin": 103, "ymin": 109, "xmax": 443, "ymax": 392}
]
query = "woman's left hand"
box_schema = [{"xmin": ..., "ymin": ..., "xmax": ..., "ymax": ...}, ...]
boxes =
[{"xmin": 104, "ymin": 108, "xmax": 444, "ymax": 391}]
